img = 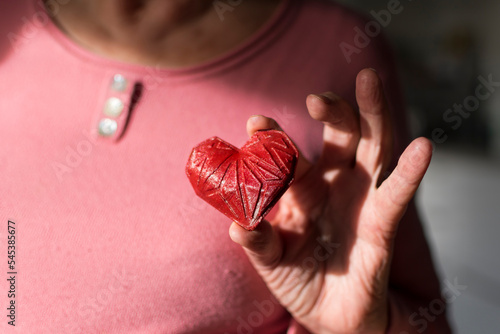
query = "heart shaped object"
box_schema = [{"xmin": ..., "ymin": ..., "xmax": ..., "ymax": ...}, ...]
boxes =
[{"xmin": 186, "ymin": 130, "xmax": 299, "ymax": 231}]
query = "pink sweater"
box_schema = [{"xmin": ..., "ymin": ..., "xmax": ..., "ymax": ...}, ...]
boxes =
[{"xmin": 1, "ymin": 0, "xmax": 412, "ymax": 333}]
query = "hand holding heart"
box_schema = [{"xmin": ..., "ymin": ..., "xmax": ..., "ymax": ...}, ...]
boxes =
[{"xmin": 229, "ymin": 69, "xmax": 433, "ymax": 334}]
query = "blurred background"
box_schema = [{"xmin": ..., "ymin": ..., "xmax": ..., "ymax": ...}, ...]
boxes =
[{"xmin": 336, "ymin": 0, "xmax": 500, "ymax": 332}]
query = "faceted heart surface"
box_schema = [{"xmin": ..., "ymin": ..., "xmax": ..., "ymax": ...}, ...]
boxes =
[{"xmin": 186, "ymin": 130, "xmax": 299, "ymax": 230}]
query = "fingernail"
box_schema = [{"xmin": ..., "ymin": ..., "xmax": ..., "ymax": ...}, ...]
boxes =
[
  {"xmin": 369, "ymin": 68, "xmax": 377, "ymax": 72},
  {"xmin": 312, "ymin": 93, "xmax": 333, "ymax": 105},
  {"xmin": 249, "ymin": 115, "xmax": 263, "ymax": 124}
]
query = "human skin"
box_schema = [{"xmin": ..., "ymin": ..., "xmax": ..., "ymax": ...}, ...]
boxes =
[
  {"xmin": 47, "ymin": 0, "xmax": 452, "ymax": 333},
  {"xmin": 49, "ymin": 0, "xmax": 282, "ymax": 67},
  {"xmin": 231, "ymin": 70, "xmax": 448, "ymax": 333}
]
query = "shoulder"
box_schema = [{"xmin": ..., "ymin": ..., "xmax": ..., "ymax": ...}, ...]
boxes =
[
  {"xmin": 0, "ymin": 0, "xmax": 58, "ymax": 60},
  {"xmin": 0, "ymin": 0, "xmax": 39, "ymax": 53},
  {"xmin": 0, "ymin": 0, "xmax": 33, "ymax": 33},
  {"xmin": 294, "ymin": 0, "xmax": 410, "ymax": 148},
  {"xmin": 296, "ymin": 0, "xmax": 397, "ymax": 66},
  {"xmin": 286, "ymin": 1, "xmax": 401, "ymax": 101},
  {"xmin": 296, "ymin": 0, "xmax": 375, "ymax": 33}
]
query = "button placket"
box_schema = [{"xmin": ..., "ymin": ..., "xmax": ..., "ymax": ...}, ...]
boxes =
[{"xmin": 93, "ymin": 73, "xmax": 138, "ymax": 141}]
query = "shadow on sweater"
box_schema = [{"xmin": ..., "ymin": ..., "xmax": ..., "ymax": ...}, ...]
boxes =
[{"xmin": 0, "ymin": 0, "xmax": 49, "ymax": 64}]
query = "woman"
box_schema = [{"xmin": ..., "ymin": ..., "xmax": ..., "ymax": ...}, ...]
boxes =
[{"xmin": 0, "ymin": 0, "xmax": 452, "ymax": 333}]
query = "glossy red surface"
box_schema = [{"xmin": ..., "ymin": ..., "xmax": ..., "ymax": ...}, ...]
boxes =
[{"xmin": 186, "ymin": 130, "xmax": 299, "ymax": 230}]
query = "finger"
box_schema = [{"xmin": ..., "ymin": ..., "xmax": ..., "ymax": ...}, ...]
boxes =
[
  {"xmin": 355, "ymin": 69, "xmax": 393, "ymax": 179},
  {"xmin": 306, "ymin": 92, "xmax": 360, "ymax": 169},
  {"xmin": 229, "ymin": 220, "xmax": 283, "ymax": 270},
  {"xmin": 246, "ymin": 115, "xmax": 312, "ymax": 180},
  {"xmin": 288, "ymin": 320, "xmax": 312, "ymax": 334},
  {"xmin": 370, "ymin": 138, "xmax": 432, "ymax": 245},
  {"xmin": 246, "ymin": 114, "xmax": 282, "ymax": 136}
]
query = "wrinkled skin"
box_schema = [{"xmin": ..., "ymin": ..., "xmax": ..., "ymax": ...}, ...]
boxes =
[{"xmin": 230, "ymin": 69, "xmax": 434, "ymax": 334}]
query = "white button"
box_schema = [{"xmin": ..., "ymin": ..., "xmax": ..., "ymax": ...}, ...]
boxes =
[
  {"xmin": 111, "ymin": 74, "xmax": 127, "ymax": 91},
  {"xmin": 103, "ymin": 97, "xmax": 124, "ymax": 117},
  {"xmin": 98, "ymin": 118, "xmax": 118, "ymax": 137}
]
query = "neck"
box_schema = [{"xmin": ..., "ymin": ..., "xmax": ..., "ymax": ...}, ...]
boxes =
[{"xmin": 48, "ymin": 0, "xmax": 283, "ymax": 67}]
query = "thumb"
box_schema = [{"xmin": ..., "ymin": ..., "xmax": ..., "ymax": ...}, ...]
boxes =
[{"xmin": 229, "ymin": 220, "xmax": 283, "ymax": 269}]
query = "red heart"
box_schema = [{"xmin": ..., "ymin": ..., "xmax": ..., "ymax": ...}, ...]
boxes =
[{"xmin": 186, "ymin": 130, "xmax": 299, "ymax": 231}]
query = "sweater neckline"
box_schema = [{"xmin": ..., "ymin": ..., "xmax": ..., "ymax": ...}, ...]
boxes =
[{"xmin": 34, "ymin": 0, "xmax": 298, "ymax": 80}]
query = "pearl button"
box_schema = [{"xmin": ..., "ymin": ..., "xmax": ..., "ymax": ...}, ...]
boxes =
[
  {"xmin": 111, "ymin": 74, "xmax": 127, "ymax": 91},
  {"xmin": 103, "ymin": 97, "xmax": 124, "ymax": 117},
  {"xmin": 98, "ymin": 118, "xmax": 118, "ymax": 137}
]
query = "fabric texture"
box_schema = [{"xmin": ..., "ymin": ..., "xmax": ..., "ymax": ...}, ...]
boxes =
[{"xmin": 1, "ymin": 0, "xmax": 410, "ymax": 333}]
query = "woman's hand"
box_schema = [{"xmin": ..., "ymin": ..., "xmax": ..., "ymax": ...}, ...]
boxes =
[{"xmin": 229, "ymin": 69, "xmax": 433, "ymax": 334}]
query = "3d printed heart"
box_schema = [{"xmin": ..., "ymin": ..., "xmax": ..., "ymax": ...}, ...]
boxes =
[{"xmin": 186, "ymin": 130, "xmax": 299, "ymax": 230}]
